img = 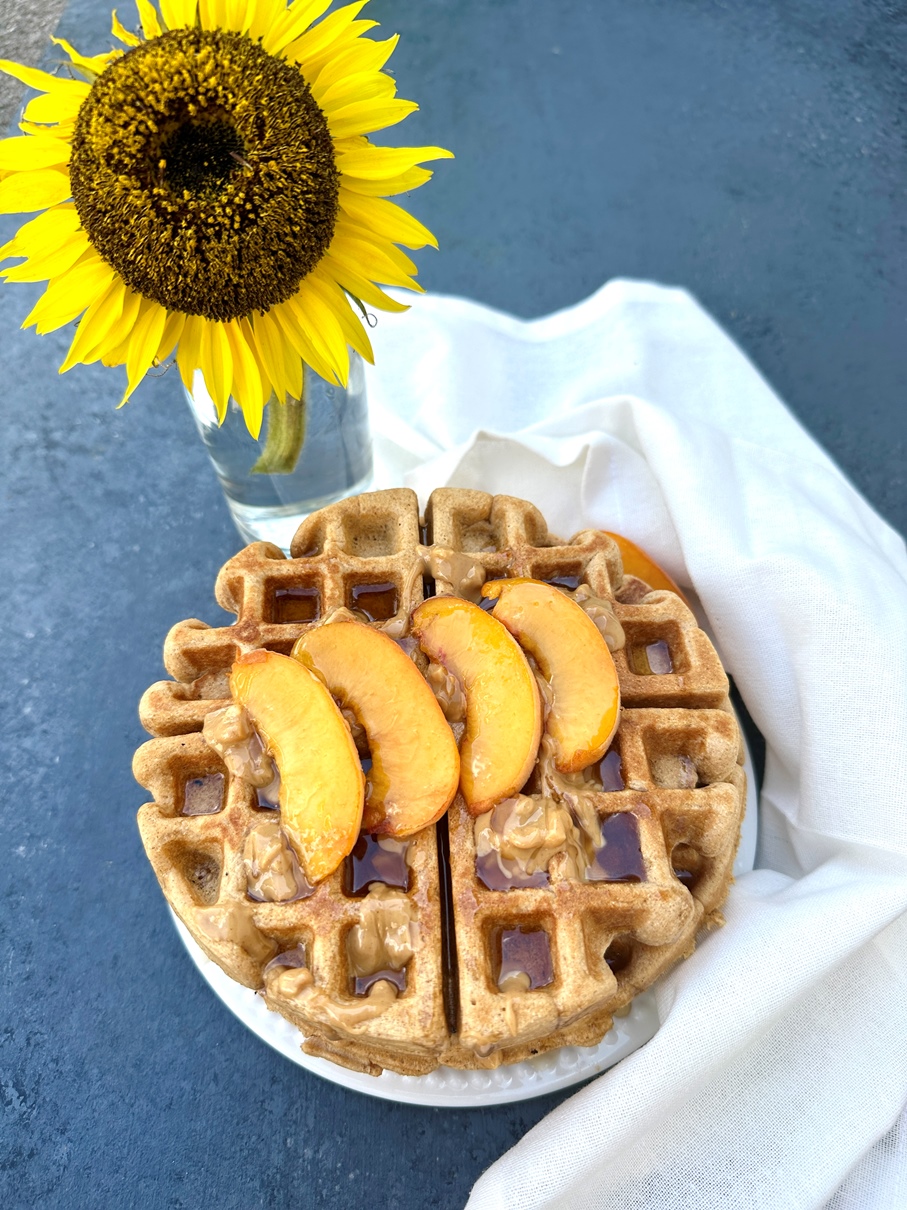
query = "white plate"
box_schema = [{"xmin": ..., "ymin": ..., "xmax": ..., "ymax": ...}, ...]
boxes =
[{"xmin": 171, "ymin": 732, "xmax": 758, "ymax": 1108}]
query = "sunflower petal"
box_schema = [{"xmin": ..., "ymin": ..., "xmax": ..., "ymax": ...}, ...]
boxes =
[
  {"xmin": 320, "ymin": 250, "xmax": 410, "ymax": 313},
  {"xmin": 247, "ymin": 0, "xmax": 286, "ymax": 42},
  {"xmin": 0, "ymin": 135, "xmax": 70, "ymax": 171},
  {"xmin": 24, "ymin": 253, "xmax": 117, "ymax": 334},
  {"xmin": 0, "ymin": 60, "xmax": 91, "ymax": 98},
  {"xmin": 339, "ymin": 189, "xmax": 437, "ymax": 250},
  {"xmin": 51, "ymin": 38, "xmax": 119, "ymax": 79},
  {"xmin": 2, "ymin": 227, "xmax": 90, "ymax": 282},
  {"xmin": 334, "ymin": 211, "xmax": 419, "ymax": 274},
  {"xmin": 158, "ymin": 0, "xmax": 198, "ymax": 30},
  {"xmin": 269, "ymin": 299, "xmax": 339, "ymax": 385},
  {"xmin": 155, "ymin": 310, "xmax": 185, "ymax": 363},
  {"xmin": 340, "ymin": 164, "xmax": 434, "ymax": 198},
  {"xmin": 263, "ymin": 0, "xmax": 333, "ymax": 56},
  {"xmin": 337, "ymin": 143, "xmax": 453, "ymax": 181},
  {"xmin": 290, "ymin": 275, "xmax": 356, "ymax": 377},
  {"xmin": 197, "ymin": 320, "xmax": 233, "ymax": 422},
  {"xmin": 23, "ymin": 91, "xmax": 84, "ymax": 125},
  {"xmin": 0, "ymin": 168, "xmax": 71, "ymax": 213},
  {"xmin": 328, "ymin": 97, "xmax": 418, "ymax": 140},
  {"xmin": 309, "ymin": 33, "xmax": 397, "ymax": 97},
  {"xmin": 308, "ymin": 266, "xmax": 374, "ymax": 363},
  {"xmin": 111, "ymin": 9, "xmax": 142, "ymax": 45},
  {"xmin": 0, "ymin": 202, "xmax": 79, "ymax": 262},
  {"xmin": 225, "ymin": 318, "xmax": 265, "ymax": 437},
  {"xmin": 59, "ymin": 277, "xmax": 127, "ymax": 372},
  {"xmin": 285, "ymin": 1, "xmax": 370, "ymax": 66},
  {"xmin": 118, "ymin": 299, "xmax": 168, "ymax": 405},
  {"xmin": 313, "ymin": 66, "xmax": 395, "ymax": 112},
  {"xmin": 176, "ymin": 314, "xmax": 206, "ymax": 391},
  {"xmin": 135, "ymin": 0, "xmax": 163, "ymax": 39},
  {"xmin": 329, "ymin": 227, "xmax": 421, "ymax": 292}
]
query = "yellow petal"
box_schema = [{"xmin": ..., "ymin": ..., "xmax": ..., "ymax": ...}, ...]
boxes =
[
  {"xmin": 51, "ymin": 37, "xmax": 119, "ymax": 79},
  {"xmin": 24, "ymin": 253, "xmax": 117, "ymax": 334},
  {"xmin": 176, "ymin": 313, "xmax": 206, "ymax": 391},
  {"xmin": 335, "ymin": 212, "xmax": 419, "ymax": 275},
  {"xmin": 315, "ymin": 68, "xmax": 396, "ymax": 113},
  {"xmin": 0, "ymin": 168, "xmax": 71, "ymax": 213},
  {"xmin": 155, "ymin": 310, "xmax": 185, "ymax": 363},
  {"xmin": 59, "ymin": 277, "xmax": 128, "ymax": 371},
  {"xmin": 2, "ymin": 227, "xmax": 90, "ymax": 282},
  {"xmin": 199, "ymin": 320, "xmax": 233, "ymax": 423},
  {"xmin": 111, "ymin": 10, "xmax": 142, "ymax": 45},
  {"xmin": 307, "ymin": 266, "xmax": 374, "ymax": 364},
  {"xmin": 287, "ymin": 277, "xmax": 352, "ymax": 380},
  {"xmin": 254, "ymin": 311, "xmax": 304, "ymax": 400},
  {"xmin": 285, "ymin": 1, "xmax": 371, "ymax": 66},
  {"xmin": 337, "ymin": 143, "xmax": 453, "ymax": 181},
  {"xmin": 329, "ymin": 229, "xmax": 420, "ymax": 291},
  {"xmin": 225, "ymin": 318, "xmax": 266, "ymax": 437},
  {"xmin": 339, "ymin": 189, "xmax": 437, "ymax": 250},
  {"xmin": 319, "ymin": 250, "xmax": 410, "ymax": 313},
  {"xmin": 340, "ymin": 164, "xmax": 434, "ymax": 198},
  {"xmin": 247, "ymin": 0, "xmax": 286, "ymax": 42},
  {"xmin": 158, "ymin": 0, "xmax": 198, "ymax": 30},
  {"xmin": 328, "ymin": 97, "xmax": 418, "ymax": 140},
  {"xmin": 0, "ymin": 60, "xmax": 91, "ymax": 98},
  {"xmin": 122, "ymin": 298, "xmax": 167, "ymax": 402},
  {"xmin": 0, "ymin": 135, "xmax": 70, "ymax": 171},
  {"xmin": 135, "ymin": 0, "xmax": 163, "ymax": 39},
  {"xmin": 309, "ymin": 33, "xmax": 397, "ymax": 98},
  {"xmin": 23, "ymin": 92, "xmax": 83, "ymax": 124},
  {"xmin": 0, "ymin": 202, "xmax": 79, "ymax": 261},
  {"xmin": 263, "ymin": 0, "xmax": 333, "ymax": 56},
  {"xmin": 269, "ymin": 299, "xmax": 339, "ymax": 385},
  {"xmin": 293, "ymin": 20, "xmax": 378, "ymax": 81}
]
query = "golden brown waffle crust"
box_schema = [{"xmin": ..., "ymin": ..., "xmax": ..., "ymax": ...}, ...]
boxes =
[{"xmin": 134, "ymin": 487, "xmax": 746, "ymax": 1077}]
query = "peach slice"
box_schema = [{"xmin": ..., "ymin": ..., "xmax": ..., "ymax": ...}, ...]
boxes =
[
  {"xmin": 604, "ymin": 532, "xmax": 688, "ymax": 603},
  {"xmin": 482, "ymin": 578, "xmax": 620, "ymax": 773},
  {"xmin": 411, "ymin": 597, "xmax": 542, "ymax": 816},
  {"xmin": 291, "ymin": 620, "xmax": 460, "ymax": 836},
  {"xmin": 230, "ymin": 650, "xmax": 364, "ymax": 883}
]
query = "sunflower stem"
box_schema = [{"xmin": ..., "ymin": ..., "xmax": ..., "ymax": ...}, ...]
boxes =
[{"xmin": 251, "ymin": 388, "xmax": 307, "ymax": 475}]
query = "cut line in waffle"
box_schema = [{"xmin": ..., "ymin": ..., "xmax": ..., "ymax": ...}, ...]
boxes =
[{"xmin": 135, "ymin": 487, "xmax": 746, "ymax": 1076}]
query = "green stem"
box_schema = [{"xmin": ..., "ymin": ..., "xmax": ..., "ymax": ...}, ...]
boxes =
[{"xmin": 250, "ymin": 388, "xmax": 307, "ymax": 475}]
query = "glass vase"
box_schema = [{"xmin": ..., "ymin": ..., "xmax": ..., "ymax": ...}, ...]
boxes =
[{"xmin": 185, "ymin": 352, "xmax": 372, "ymax": 552}]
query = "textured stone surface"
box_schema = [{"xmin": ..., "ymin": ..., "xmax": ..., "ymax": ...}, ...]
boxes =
[{"xmin": 0, "ymin": 0, "xmax": 904, "ymax": 1206}]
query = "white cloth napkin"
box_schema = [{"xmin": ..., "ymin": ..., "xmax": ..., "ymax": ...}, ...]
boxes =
[{"xmin": 363, "ymin": 279, "xmax": 907, "ymax": 1210}]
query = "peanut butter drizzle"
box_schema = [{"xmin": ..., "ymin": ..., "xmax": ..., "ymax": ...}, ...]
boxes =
[
  {"xmin": 425, "ymin": 660, "xmax": 467, "ymax": 744},
  {"xmin": 570, "ymin": 584, "xmax": 626, "ymax": 652},
  {"xmin": 347, "ymin": 882, "xmax": 418, "ymax": 978},
  {"xmin": 497, "ymin": 970, "xmax": 532, "ymax": 1037},
  {"xmin": 193, "ymin": 902, "xmax": 275, "ymax": 963},
  {"xmin": 266, "ymin": 964, "xmax": 399, "ymax": 1029},
  {"xmin": 243, "ymin": 819, "xmax": 313, "ymax": 903},
  {"xmin": 203, "ymin": 703, "xmax": 277, "ymax": 790},
  {"xmin": 474, "ymin": 794, "xmax": 589, "ymax": 884},
  {"xmin": 419, "ymin": 546, "xmax": 487, "ymax": 603}
]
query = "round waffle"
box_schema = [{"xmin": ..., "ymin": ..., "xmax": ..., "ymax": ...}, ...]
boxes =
[{"xmin": 134, "ymin": 487, "xmax": 745, "ymax": 1076}]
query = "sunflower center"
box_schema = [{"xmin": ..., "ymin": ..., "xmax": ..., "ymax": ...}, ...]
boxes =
[
  {"xmin": 69, "ymin": 28, "xmax": 339, "ymax": 322},
  {"xmin": 160, "ymin": 118, "xmax": 247, "ymax": 198}
]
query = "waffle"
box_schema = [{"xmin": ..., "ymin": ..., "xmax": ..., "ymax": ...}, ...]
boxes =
[{"xmin": 134, "ymin": 487, "xmax": 745, "ymax": 1076}]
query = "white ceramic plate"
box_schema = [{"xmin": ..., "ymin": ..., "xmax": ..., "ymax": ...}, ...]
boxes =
[{"xmin": 170, "ymin": 732, "xmax": 758, "ymax": 1108}]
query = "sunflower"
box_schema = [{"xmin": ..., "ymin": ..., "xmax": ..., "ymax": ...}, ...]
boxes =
[{"xmin": 0, "ymin": 0, "xmax": 451, "ymax": 438}]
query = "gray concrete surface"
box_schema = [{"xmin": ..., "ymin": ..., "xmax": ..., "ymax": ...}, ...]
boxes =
[
  {"xmin": 0, "ymin": 1, "xmax": 904, "ymax": 1207},
  {"xmin": 0, "ymin": 0, "xmax": 68, "ymax": 130}
]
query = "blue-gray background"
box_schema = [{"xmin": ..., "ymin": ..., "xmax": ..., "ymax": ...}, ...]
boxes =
[{"xmin": 1, "ymin": 1, "xmax": 904, "ymax": 1206}]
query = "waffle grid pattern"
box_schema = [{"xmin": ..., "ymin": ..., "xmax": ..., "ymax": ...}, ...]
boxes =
[{"xmin": 134, "ymin": 487, "xmax": 745, "ymax": 1076}]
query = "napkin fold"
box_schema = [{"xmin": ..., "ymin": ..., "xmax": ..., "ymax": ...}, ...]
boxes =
[{"xmin": 364, "ymin": 281, "xmax": 907, "ymax": 1210}]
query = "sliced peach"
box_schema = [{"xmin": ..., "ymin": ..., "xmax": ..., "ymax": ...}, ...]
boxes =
[
  {"xmin": 291, "ymin": 619, "xmax": 460, "ymax": 836},
  {"xmin": 604, "ymin": 532, "xmax": 688, "ymax": 603},
  {"xmin": 230, "ymin": 650, "xmax": 364, "ymax": 883},
  {"xmin": 482, "ymin": 578, "xmax": 620, "ymax": 773},
  {"xmin": 411, "ymin": 597, "xmax": 542, "ymax": 816}
]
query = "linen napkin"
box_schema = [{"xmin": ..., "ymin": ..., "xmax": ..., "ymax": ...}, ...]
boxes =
[{"xmin": 363, "ymin": 280, "xmax": 907, "ymax": 1210}]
